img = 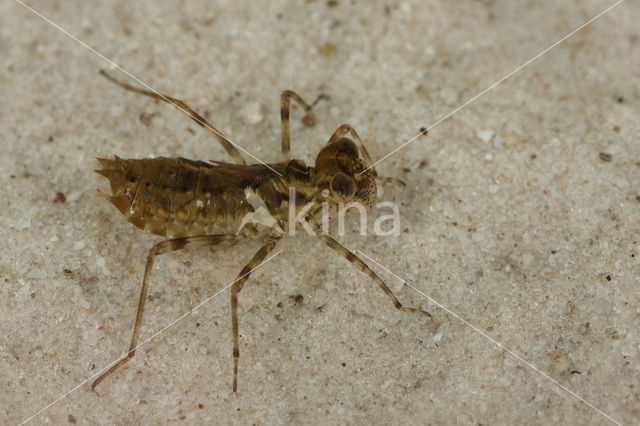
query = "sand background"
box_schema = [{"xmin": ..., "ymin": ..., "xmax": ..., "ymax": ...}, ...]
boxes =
[{"xmin": 1, "ymin": 0, "xmax": 639, "ymax": 424}]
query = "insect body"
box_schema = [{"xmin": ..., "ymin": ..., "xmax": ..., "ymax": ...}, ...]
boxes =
[
  {"xmin": 92, "ymin": 70, "xmax": 431, "ymax": 393},
  {"xmin": 96, "ymin": 144, "xmax": 374, "ymax": 239}
]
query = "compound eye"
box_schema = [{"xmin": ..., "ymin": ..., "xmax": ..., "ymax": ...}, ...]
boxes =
[{"xmin": 331, "ymin": 173, "xmax": 356, "ymax": 199}]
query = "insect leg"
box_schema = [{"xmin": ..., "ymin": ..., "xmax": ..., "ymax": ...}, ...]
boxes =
[
  {"xmin": 328, "ymin": 124, "xmax": 405, "ymax": 187},
  {"xmin": 231, "ymin": 237, "xmax": 280, "ymax": 393},
  {"xmin": 318, "ymin": 234, "xmax": 432, "ymax": 319},
  {"xmin": 91, "ymin": 234, "xmax": 238, "ymax": 391},
  {"xmin": 99, "ymin": 70, "xmax": 246, "ymax": 165},
  {"xmin": 280, "ymin": 90, "xmax": 328, "ymax": 162}
]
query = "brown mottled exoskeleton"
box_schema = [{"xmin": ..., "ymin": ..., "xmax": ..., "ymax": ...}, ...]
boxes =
[{"xmin": 92, "ymin": 70, "xmax": 431, "ymax": 393}]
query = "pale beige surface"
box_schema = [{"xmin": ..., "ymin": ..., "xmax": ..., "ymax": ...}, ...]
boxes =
[{"xmin": 1, "ymin": 0, "xmax": 639, "ymax": 424}]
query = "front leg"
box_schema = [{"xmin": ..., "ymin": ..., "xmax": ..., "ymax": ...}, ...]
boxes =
[
  {"xmin": 280, "ymin": 90, "xmax": 328, "ymax": 161},
  {"xmin": 318, "ymin": 234, "xmax": 431, "ymax": 319}
]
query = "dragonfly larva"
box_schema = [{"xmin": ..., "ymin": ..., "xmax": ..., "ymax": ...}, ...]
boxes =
[{"xmin": 92, "ymin": 70, "xmax": 432, "ymax": 393}]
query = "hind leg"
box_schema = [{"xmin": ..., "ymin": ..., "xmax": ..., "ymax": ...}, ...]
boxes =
[
  {"xmin": 230, "ymin": 237, "xmax": 280, "ymax": 393},
  {"xmin": 92, "ymin": 234, "xmax": 238, "ymax": 390},
  {"xmin": 100, "ymin": 70, "xmax": 246, "ymax": 165}
]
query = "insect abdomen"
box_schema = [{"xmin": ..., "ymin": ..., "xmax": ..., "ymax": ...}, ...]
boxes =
[{"xmin": 96, "ymin": 156, "xmax": 253, "ymax": 238}]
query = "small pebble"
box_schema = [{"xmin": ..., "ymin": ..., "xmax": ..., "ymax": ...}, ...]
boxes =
[
  {"xmin": 242, "ymin": 101, "xmax": 263, "ymax": 125},
  {"xmin": 599, "ymin": 152, "xmax": 612, "ymax": 162},
  {"xmin": 477, "ymin": 129, "xmax": 494, "ymax": 143},
  {"xmin": 66, "ymin": 191, "xmax": 82, "ymax": 202},
  {"xmin": 78, "ymin": 298, "xmax": 90, "ymax": 310},
  {"xmin": 110, "ymin": 104, "xmax": 124, "ymax": 117}
]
